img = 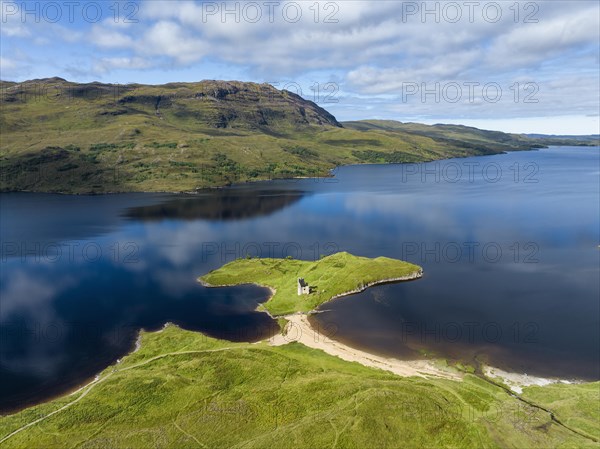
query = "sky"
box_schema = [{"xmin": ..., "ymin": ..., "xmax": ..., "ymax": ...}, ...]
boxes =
[{"xmin": 1, "ymin": 0, "xmax": 599, "ymax": 134}]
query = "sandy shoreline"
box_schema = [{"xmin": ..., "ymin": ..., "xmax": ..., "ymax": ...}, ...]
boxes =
[
  {"xmin": 201, "ymin": 275, "xmax": 575, "ymax": 389},
  {"xmin": 267, "ymin": 314, "xmax": 579, "ymax": 392},
  {"xmin": 483, "ymin": 366, "xmax": 575, "ymax": 394},
  {"xmin": 268, "ymin": 313, "xmax": 460, "ymax": 380},
  {"xmin": 1, "ymin": 318, "xmax": 580, "ymax": 420}
]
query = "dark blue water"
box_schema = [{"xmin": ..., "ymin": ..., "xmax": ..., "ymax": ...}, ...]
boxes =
[{"xmin": 1, "ymin": 146, "xmax": 598, "ymax": 412}]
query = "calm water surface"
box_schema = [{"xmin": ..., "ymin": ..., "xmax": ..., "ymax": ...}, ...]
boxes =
[{"xmin": 1, "ymin": 146, "xmax": 598, "ymax": 412}]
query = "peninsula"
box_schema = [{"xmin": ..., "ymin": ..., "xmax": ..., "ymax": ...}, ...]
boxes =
[
  {"xmin": 2, "ymin": 253, "xmax": 598, "ymax": 448},
  {"xmin": 198, "ymin": 251, "xmax": 423, "ymax": 316}
]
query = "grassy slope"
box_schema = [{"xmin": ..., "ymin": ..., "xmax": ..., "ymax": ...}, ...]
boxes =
[
  {"xmin": 0, "ymin": 324, "xmax": 597, "ymax": 449},
  {"xmin": 521, "ymin": 382, "xmax": 600, "ymax": 441},
  {"xmin": 342, "ymin": 120, "xmax": 599, "ymax": 149},
  {"xmin": 199, "ymin": 252, "xmax": 422, "ymax": 316},
  {"xmin": 342, "ymin": 120, "xmax": 541, "ymax": 153},
  {"xmin": 0, "ymin": 79, "xmax": 551, "ymax": 193}
]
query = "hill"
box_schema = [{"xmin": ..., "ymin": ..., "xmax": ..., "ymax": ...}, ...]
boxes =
[
  {"xmin": 1, "ymin": 324, "xmax": 597, "ymax": 448},
  {"xmin": 523, "ymin": 133, "xmax": 600, "ymax": 146},
  {"xmin": 342, "ymin": 120, "xmax": 599, "ymax": 150},
  {"xmin": 0, "ymin": 78, "xmax": 585, "ymax": 193}
]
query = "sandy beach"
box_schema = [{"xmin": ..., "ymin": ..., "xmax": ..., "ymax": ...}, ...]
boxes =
[
  {"xmin": 484, "ymin": 366, "xmax": 573, "ymax": 394},
  {"xmin": 203, "ymin": 270, "xmax": 577, "ymax": 389},
  {"xmin": 267, "ymin": 314, "xmax": 579, "ymax": 392},
  {"xmin": 268, "ymin": 313, "xmax": 460, "ymax": 380}
]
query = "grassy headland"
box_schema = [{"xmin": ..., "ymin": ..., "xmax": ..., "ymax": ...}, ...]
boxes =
[
  {"xmin": 199, "ymin": 252, "xmax": 422, "ymax": 316},
  {"xmin": 1, "ymin": 324, "xmax": 597, "ymax": 448},
  {"xmin": 2, "ymin": 78, "xmax": 584, "ymax": 194},
  {"xmin": 2, "ymin": 252, "xmax": 597, "ymax": 447}
]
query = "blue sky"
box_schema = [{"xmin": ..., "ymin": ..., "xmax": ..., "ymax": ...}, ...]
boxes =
[{"xmin": 1, "ymin": 0, "xmax": 599, "ymax": 134}]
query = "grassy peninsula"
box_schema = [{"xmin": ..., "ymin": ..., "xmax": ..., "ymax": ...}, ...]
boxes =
[
  {"xmin": 199, "ymin": 252, "xmax": 423, "ymax": 316},
  {"xmin": 2, "ymin": 252, "xmax": 598, "ymax": 448},
  {"xmin": 1, "ymin": 324, "xmax": 598, "ymax": 449}
]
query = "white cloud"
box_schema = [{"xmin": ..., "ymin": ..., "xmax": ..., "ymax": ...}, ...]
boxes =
[
  {"xmin": 0, "ymin": 22, "xmax": 30, "ymax": 37},
  {"xmin": 93, "ymin": 56, "xmax": 152, "ymax": 73},
  {"xmin": 486, "ymin": 6, "xmax": 600, "ymax": 68},
  {"xmin": 140, "ymin": 20, "xmax": 208, "ymax": 64},
  {"xmin": 347, "ymin": 49, "xmax": 483, "ymax": 94},
  {"xmin": 0, "ymin": 56, "xmax": 17, "ymax": 71},
  {"xmin": 0, "ymin": 0, "xmax": 30, "ymax": 37},
  {"xmin": 90, "ymin": 24, "xmax": 134, "ymax": 48},
  {"xmin": 0, "ymin": 54, "xmax": 32, "ymax": 79}
]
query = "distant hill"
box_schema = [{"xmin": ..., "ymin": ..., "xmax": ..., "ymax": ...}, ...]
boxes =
[
  {"xmin": 343, "ymin": 120, "xmax": 598, "ymax": 149},
  {"xmin": 343, "ymin": 120, "xmax": 544, "ymax": 153},
  {"xmin": 0, "ymin": 78, "xmax": 585, "ymax": 193},
  {"xmin": 522, "ymin": 133, "xmax": 599, "ymax": 146}
]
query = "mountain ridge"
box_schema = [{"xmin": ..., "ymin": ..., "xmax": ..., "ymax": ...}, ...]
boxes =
[
  {"xmin": 1, "ymin": 78, "xmax": 595, "ymax": 193},
  {"xmin": 1, "ymin": 78, "xmax": 342, "ymax": 130}
]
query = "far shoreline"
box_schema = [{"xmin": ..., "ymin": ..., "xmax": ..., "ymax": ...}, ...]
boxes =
[
  {"xmin": 5, "ymin": 144, "xmax": 598, "ymax": 196},
  {"xmin": 0, "ymin": 145, "xmax": 560, "ymax": 196}
]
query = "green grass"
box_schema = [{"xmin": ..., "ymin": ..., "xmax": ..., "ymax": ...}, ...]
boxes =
[
  {"xmin": 0, "ymin": 324, "xmax": 597, "ymax": 449},
  {"xmin": 199, "ymin": 252, "xmax": 422, "ymax": 316},
  {"xmin": 521, "ymin": 382, "xmax": 600, "ymax": 441}
]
